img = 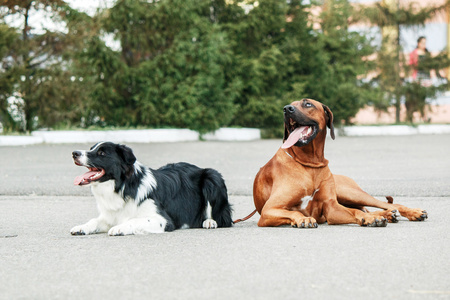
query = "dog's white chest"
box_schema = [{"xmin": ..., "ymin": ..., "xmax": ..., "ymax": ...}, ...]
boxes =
[
  {"xmin": 91, "ymin": 181, "xmax": 125, "ymax": 212},
  {"xmin": 90, "ymin": 180, "xmax": 161, "ymax": 227},
  {"xmin": 300, "ymin": 189, "xmax": 319, "ymax": 210}
]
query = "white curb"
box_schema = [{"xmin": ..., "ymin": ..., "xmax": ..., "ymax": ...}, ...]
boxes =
[
  {"xmin": 340, "ymin": 124, "xmax": 450, "ymax": 136},
  {"xmin": 0, "ymin": 135, "xmax": 44, "ymax": 146},
  {"xmin": 0, "ymin": 128, "xmax": 261, "ymax": 146},
  {"xmin": 31, "ymin": 129, "xmax": 200, "ymax": 144},
  {"xmin": 202, "ymin": 128, "xmax": 261, "ymax": 141}
]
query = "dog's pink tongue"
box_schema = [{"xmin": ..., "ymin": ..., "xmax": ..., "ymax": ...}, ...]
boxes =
[
  {"xmin": 282, "ymin": 126, "xmax": 308, "ymax": 149},
  {"xmin": 74, "ymin": 170, "xmax": 98, "ymax": 185}
]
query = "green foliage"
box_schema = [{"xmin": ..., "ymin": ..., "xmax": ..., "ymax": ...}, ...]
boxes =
[
  {"xmin": 0, "ymin": 23, "xmax": 19, "ymax": 132},
  {"xmin": 314, "ymin": 0, "xmax": 376, "ymax": 123},
  {"xmin": 402, "ymin": 81, "xmax": 447, "ymax": 122},
  {"xmin": 0, "ymin": 0, "xmax": 88, "ymax": 132},
  {"xmin": 224, "ymin": 0, "xmax": 376, "ymax": 128},
  {"xmin": 137, "ymin": 23, "xmax": 237, "ymax": 133},
  {"xmin": 355, "ymin": 0, "xmax": 450, "ymax": 27},
  {"xmin": 77, "ymin": 0, "xmax": 238, "ymax": 133},
  {"xmin": 1, "ymin": 0, "xmax": 383, "ymax": 133}
]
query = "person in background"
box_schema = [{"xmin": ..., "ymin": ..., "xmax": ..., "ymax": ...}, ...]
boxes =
[
  {"xmin": 407, "ymin": 36, "xmax": 433, "ymax": 122},
  {"xmin": 409, "ymin": 36, "xmax": 431, "ymax": 82}
]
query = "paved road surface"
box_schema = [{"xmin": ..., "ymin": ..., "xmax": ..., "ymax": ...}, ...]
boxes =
[{"xmin": 1, "ymin": 135, "xmax": 449, "ymax": 299}]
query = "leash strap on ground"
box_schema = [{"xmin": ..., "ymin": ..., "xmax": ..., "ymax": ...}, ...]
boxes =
[{"xmin": 233, "ymin": 209, "xmax": 257, "ymax": 224}]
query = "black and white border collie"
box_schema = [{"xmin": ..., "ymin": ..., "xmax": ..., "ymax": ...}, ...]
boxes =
[{"xmin": 70, "ymin": 142, "xmax": 232, "ymax": 236}]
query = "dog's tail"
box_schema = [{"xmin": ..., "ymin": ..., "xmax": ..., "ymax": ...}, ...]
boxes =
[
  {"xmin": 386, "ymin": 196, "xmax": 394, "ymax": 204},
  {"xmin": 233, "ymin": 209, "xmax": 257, "ymax": 224},
  {"xmin": 201, "ymin": 169, "xmax": 233, "ymax": 227}
]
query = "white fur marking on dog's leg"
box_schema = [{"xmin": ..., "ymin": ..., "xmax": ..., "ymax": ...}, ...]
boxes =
[
  {"xmin": 202, "ymin": 202, "xmax": 217, "ymax": 229},
  {"xmin": 108, "ymin": 216, "xmax": 167, "ymax": 236},
  {"xmin": 205, "ymin": 201, "xmax": 212, "ymax": 219},
  {"xmin": 70, "ymin": 217, "xmax": 110, "ymax": 235}
]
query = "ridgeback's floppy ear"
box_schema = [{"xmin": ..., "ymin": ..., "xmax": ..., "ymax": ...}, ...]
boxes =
[{"xmin": 322, "ymin": 104, "xmax": 335, "ymax": 140}]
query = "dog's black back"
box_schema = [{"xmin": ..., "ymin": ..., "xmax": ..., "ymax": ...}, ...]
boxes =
[{"xmin": 150, "ymin": 162, "xmax": 232, "ymax": 229}]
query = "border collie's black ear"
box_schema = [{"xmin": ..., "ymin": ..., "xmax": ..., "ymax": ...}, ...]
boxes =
[
  {"xmin": 117, "ymin": 144, "xmax": 136, "ymax": 166},
  {"xmin": 322, "ymin": 104, "xmax": 335, "ymax": 140},
  {"xmin": 117, "ymin": 144, "xmax": 136, "ymax": 178}
]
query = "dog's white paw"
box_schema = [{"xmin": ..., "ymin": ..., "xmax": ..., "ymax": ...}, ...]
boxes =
[
  {"xmin": 202, "ymin": 219, "xmax": 217, "ymax": 229},
  {"xmin": 70, "ymin": 218, "xmax": 105, "ymax": 235},
  {"xmin": 70, "ymin": 225, "xmax": 93, "ymax": 235},
  {"xmin": 108, "ymin": 224, "xmax": 134, "ymax": 236}
]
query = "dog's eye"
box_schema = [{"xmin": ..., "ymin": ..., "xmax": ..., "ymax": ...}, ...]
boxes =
[
  {"xmin": 98, "ymin": 150, "xmax": 106, "ymax": 156},
  {"xmin": 304, "ymin": 102, "xmax": 312, "ymax": 108}
]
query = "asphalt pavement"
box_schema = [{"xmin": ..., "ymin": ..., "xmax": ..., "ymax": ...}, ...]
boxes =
[{"xmin": 1, "ymin": 135, "xmax": 450, "ymax": 299}]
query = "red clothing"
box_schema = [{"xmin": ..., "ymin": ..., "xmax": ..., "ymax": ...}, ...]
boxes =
[{"xmin": 409, "ymin": 48, "xmax": 419, "ymax": 79}]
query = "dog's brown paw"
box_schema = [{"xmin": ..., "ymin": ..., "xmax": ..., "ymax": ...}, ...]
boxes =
[
  {"xmin": 387, "ymin": 209, "xmax": 400, "ymax": 223},
  {"xmin": 291, "ymin": 217, "xmax": 318, "ymax": 229},
  {"xmin": 370, "ymin": 209, "xmax": 400, "ymax": 223},
  {"xmin": 412, "ymin": 210, "xmax": 428, "ymax": 221},
  {"xmin": 359, "ymin": 215, "xmax": 388, "ymax": 227},
  {"xmin": 399, "ymin": 208, "xmax": 428, "ymax": 221}
]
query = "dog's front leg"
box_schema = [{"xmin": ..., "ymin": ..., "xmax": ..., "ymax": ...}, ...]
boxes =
[
  {"xmin": 259, "ymin": 198, "xmax": 318, "ymax": 228},
  {"xmin": 108, "ymin": 217, "xmax": 168, "ymax": 236},
  {"xmin": 70, "ymin": 217, "xmax": 110, "ymax": 235}
]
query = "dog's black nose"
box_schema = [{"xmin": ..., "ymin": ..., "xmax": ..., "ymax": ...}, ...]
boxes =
[
  {"xmin": 283, "ymin": 105, "xmax": 295, "ymax": 114},
  {"xmin": 72, "ymin": 151, "xmax": 81, "ymax": 159}
]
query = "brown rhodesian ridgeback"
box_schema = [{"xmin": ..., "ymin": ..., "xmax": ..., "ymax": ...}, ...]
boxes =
[{"xmin": 253, "ymin": 99, "xmax": 427, "ymax": 228}]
